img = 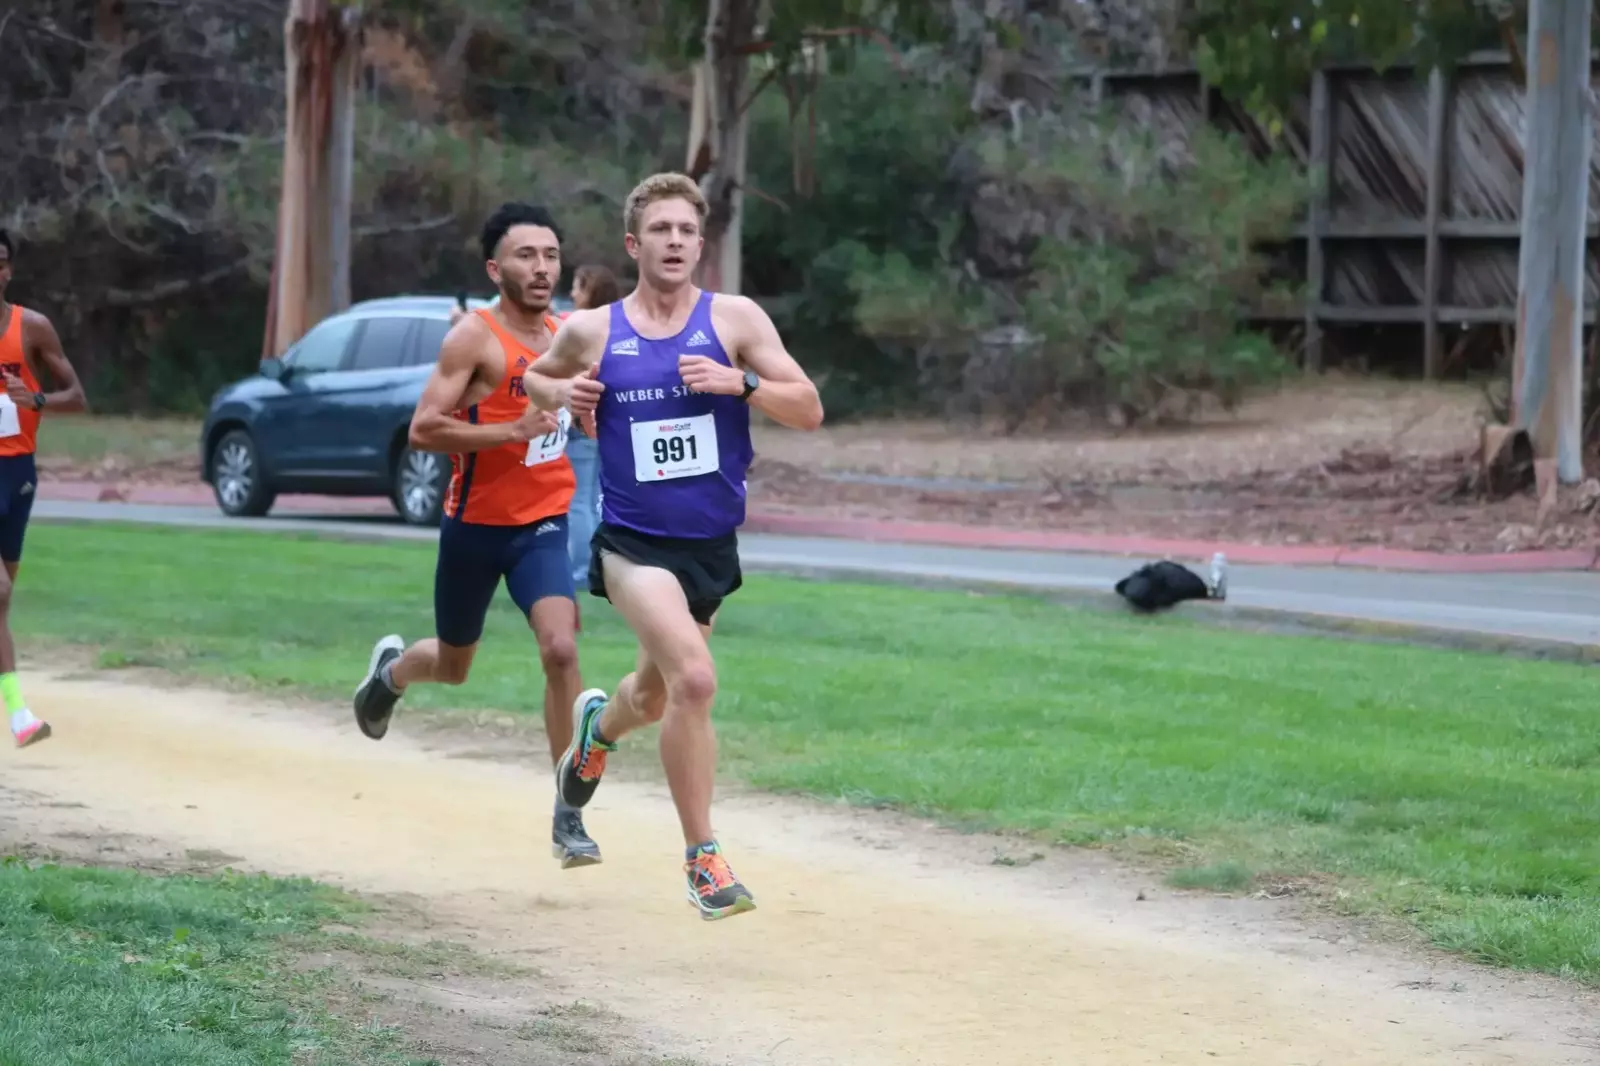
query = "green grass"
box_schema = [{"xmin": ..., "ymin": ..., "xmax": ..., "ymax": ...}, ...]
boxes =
[
  {"xmin": 34, "ymin": 414, "xmax": 200, "ymax": 469},
  {"xmin": 0, "ymin": 858, "xmax": 429, "ymax": 1066},
  {"xmin": 19, "ymin": 521, "xmax": 1600, "ymax": 986}
]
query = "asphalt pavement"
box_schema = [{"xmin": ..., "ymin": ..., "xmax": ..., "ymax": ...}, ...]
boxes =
[{"xmin": 33, "ymin": 499, "xmax": 1600, "ymax": 648}]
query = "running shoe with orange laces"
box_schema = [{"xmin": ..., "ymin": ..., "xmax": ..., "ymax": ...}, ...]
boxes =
[
  {"xmin": 556, "ymin": 688, "xmax": 615, "ymax": 809},
  {"xmin": 684, "ymin": 841, "xmax": 756, "ymax": 920}
]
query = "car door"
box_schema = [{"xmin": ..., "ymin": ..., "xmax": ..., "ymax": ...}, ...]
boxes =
[
  {"xmin": 309, "ymin": 315, "xmax": 423, "ymax": 479},
  {"xmin": 252, "ymin": 314, "xmax": 361, "ymax": 477}
]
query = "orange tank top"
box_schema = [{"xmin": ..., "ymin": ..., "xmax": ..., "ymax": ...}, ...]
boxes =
[
  {"xmin": 0, "ymin": 305, "xmax": 41, "ymax": 458},
  {"xmin": 442, "ymin": 309, "xmax": 576, "ymax": 526}
]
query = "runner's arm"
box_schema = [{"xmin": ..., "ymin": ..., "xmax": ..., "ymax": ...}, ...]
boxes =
[
  {"xmin": 22, "ymin": 311, "xmax": 88, "ymax": 412},
  {"xmin": 723, "ymin": 296, "xmax": 823, "ymax": 431},
  {"xmin": 408, "ymin": 320, "xmax": 521, "ymax": 453},
  {"xmin": 523, "ymin": 308, "xmax": 602, "ymax": 412}
]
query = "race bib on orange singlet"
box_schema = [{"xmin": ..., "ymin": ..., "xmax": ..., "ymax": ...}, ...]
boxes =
[{"xmin": 525, "ymin": 407, "xmax": 571, "ymax": 466}]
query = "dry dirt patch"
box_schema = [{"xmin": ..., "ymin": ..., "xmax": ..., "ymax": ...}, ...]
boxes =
[{"xmin": 750, "ymin": 378, "xmax": 1599, "ymax": 552}]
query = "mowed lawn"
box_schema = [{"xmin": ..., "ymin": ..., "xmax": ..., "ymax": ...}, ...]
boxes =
[
  {"xmin": 0, "ymin": 860, "xmax": 416, "ymax": 1066},
  {"xmin": 35, "ymin": 414, "xmax": 201, "ymax": 470},
  {"xmin": 18, "ymin": 521, "xmax": 1600, "ymax": 986}
]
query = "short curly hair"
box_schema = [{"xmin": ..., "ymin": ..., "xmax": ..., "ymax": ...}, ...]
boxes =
[{"xmin": 623, "ymin": 172, "xmax": 707, "ymax": 237}]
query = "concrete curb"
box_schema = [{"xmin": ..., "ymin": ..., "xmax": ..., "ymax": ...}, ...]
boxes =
[{"xmin": 38, "ymin": 478, "xmax": 1599, "ymax": 575}]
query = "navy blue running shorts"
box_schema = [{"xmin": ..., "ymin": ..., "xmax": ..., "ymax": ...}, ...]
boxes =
[
  {"xmin": 434, "ymin": 512, "xmax": 574, "ymax": 647},
  {"xmin": 0, "ymin": 454, "xmax": 38, "ymax": 565}
]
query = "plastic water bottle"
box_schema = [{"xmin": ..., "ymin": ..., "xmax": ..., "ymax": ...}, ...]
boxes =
[{"xmin": 1209, "ymin": 552, "xmax": 1228, "ymax": 601}]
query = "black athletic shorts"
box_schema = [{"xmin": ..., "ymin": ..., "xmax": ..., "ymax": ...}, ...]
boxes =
[{"xmin": 588, "ymin": 521, "xmax": 741, "ymax": 626}]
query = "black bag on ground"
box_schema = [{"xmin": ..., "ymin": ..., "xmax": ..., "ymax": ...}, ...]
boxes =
[{"xmin": 1114, "ymin": 560, "xmax": 1213, "ymax": 612}]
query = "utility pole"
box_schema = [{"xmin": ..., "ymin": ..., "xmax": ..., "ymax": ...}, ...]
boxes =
[{"xmin": 1510, "ymin": 0, "xmax": 1591, "ymax": 496}]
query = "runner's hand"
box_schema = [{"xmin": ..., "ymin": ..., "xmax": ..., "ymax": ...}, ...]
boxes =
[
  {"xmin": 1, "ymin": 373, "xmax": 33, "ymax": 408},
  {"xmin": 510, "ymin": 405, "xmax": 560, "ymax": 442},
  {"xmin": 568, "ymin": 365, "xmax": 604, "ymax": 423},
  {"xmin": 678, "ymin": 355, "xmax": 743, "ymax": 396}
]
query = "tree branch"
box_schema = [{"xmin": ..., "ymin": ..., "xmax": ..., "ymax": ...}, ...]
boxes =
[
  {"xmin": 46, "ymin": 258, "xmax": 252, "ymax": 308},
  {"xmin": 352, "ymin": 213, "xmax": 456, "ymax": 238}
]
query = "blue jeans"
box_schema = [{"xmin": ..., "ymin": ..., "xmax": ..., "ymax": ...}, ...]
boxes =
[{"xmin": 565, "ymin": 431, "xmax": 602, "ymax": 589}]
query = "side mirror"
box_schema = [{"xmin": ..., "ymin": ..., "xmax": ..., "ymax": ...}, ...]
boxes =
[{"xmin": 259, "ymin": 358, "xmax": 286, "ymax": 380}]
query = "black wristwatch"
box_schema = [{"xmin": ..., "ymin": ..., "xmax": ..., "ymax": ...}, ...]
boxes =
[
  {"xmin": 31, "ymin": 392, "xmax": 45, "ymax": 411},
  {"xmin": 739, "ymin": 370, "xmax": 760, "ymax": 402}
]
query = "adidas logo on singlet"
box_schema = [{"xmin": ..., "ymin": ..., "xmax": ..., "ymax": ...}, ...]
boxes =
[
  {"xmin": 609, "ymin": 337, "xmax": 638, "ymax": 356},
  {"xmin": 684, "ymin": 330, "xmax": 710, "ymax": 347}
]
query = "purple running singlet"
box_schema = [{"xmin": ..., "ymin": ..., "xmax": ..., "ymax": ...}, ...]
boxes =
[{"xmin": 593, "ymin": 292, "xmax": 753, "ymax": 539}]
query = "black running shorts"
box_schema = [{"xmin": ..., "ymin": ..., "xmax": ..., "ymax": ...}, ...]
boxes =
[{"xmin": 588, "ymin": 521, "xmax": 741, "ymax": 626}]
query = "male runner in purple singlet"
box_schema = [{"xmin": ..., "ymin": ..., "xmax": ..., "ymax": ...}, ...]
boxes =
[{"xmin": 522, "ymin": 172, "xmax": 823, "ymax": 920}]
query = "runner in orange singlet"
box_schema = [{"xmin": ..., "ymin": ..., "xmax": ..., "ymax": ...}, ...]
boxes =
[
  {"xmin": 0, "ymin": 230, "xmax": 88, "ymax": 748},
  {"xmin": 351, "ymin": 204, "xmax": 601, "ymax": 866}
]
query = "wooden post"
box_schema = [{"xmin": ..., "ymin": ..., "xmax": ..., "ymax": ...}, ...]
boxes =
[
  {"xmin": 1304, "ymin": 69, "xmax": 1331, "ymax": 373},
  {"xmin": 1422, "ymin": 66, "xmax": 1450, "ymax": 379},
  {"xmin": 1513, "ymin": 0, "xmax": 1592, "ymax": 488}
]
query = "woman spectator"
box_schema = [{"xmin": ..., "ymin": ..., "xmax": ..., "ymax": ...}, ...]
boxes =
[{"xmin": 563, "ymin": 265, "xmax": 620, "ymax": 589}]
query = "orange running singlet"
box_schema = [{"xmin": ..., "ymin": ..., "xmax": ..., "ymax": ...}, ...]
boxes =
[
  {"xmin": 441, "ymin": 309, "xmax": 576, "ymax": 526},
  {"xmin": 0, "ymin": 306, "xmax": 41, "ymax": 458}
]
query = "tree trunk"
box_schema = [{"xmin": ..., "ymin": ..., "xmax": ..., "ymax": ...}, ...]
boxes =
[
  {"xmin": 686, "ymin": 0, "xmax": 758, "ymax": 295},
  {"xmin": 327, "ymin": 5, "xmax": 362, "ymax": 314},
  {"xmin": 264, "ymin": 0, "xmax": 360, "ymax": 358},
  {"xmin": 1511, "ymin": 0, "xmax": 1591, "ymax": 489}
]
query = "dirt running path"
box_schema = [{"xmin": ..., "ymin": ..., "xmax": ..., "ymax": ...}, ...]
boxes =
[{"xmin": 7, "ymin": 672, "xmax": 1597, "ymax": 1066}]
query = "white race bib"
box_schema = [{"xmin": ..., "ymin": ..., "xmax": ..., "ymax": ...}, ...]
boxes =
[
  {"xmin": 0, "ymin": 397, "xmax": 20, "ymax": 440},
  {"xmin": 524, "ymin": 407, "xmax": 571, "ymax": 466},
  {"xmin": 631, "ymin": 413, "xmax": 719, "ymax": 482}
]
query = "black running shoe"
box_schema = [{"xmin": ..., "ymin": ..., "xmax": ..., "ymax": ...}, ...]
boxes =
[
  {"xmin": 353, "ymin": 634, "xmax": 404, "ymax": 740},
  {"xmin": 555, "ymin": 688, "xmax": 614, "ymax": 808},
  {"xmin": 551, "ymin": 806, "xmax": 602, "ymax": 869},
  {"xmin": 684, "ymin": 841, "xmax": 756, "ymax": 921}
]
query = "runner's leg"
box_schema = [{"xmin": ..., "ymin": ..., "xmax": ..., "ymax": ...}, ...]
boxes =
[
  {"xmin": 0, "ymin": 457, "xmax": 46, "ymax": 748},
  {"xmin": 557, "ymin": 549, "xmax": 751, "ymax": 916},
  {"xmin": 560, "ymin": 552, "xmax": 716, "ymax": 830},
  {"xmin": 504, "ymin": 516, "xmax": 600, "ymax": 867},
  {"xmin": 353, "ymin": 520, "xmax": 497, "ymax": 739}
]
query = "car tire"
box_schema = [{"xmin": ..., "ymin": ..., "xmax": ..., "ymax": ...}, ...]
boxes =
[
  {"xmin": 391, "ymin": 446, "xmax": 449, "ymax": 527},
  {"xmin": 209, "ymin": 428, "xmax": 276, "ymax": 518}
]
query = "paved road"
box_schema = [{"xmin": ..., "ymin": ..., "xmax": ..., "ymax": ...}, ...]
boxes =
[{"xmin": 34, "ymin": 499, "xmax": 1600, "ymax": 647}]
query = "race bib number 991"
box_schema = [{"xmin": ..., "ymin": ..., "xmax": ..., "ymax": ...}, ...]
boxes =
[
  {"xmin": 524, "ymin": 407, "xmax": 571, "ymax": 466},
  {"xmin": 631, "ymin": 413, "xmax": 719, "ymax": 482}
]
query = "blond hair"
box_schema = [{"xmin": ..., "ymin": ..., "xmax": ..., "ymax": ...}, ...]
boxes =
[{"xmin": 624, "ymin": 172, "xmax": 708, "ymax": 236}]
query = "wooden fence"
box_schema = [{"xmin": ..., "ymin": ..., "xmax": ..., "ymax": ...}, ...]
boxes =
[{"xmin": 1084, "ymin": 51, "xmax": 1600, "ymax": 376}]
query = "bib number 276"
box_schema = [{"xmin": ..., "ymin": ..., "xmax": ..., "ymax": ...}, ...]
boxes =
[
  {"xmin": 524, "ymin": 407, "xmax": 571, "ymax": 467},
  {"xmin": 631, "ymin": 413, "xmax": 718, "ymax": 482}
]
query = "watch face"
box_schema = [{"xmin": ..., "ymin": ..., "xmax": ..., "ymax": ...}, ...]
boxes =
[{"xmin": 744, "ymin": 370, "xmax": 759, "ymax": 390}]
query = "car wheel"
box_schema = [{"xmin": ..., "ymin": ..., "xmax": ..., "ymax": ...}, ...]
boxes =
[
  {"xmin": 209, "ymin": 429, "xmax": 276, "ymax": 517},
  {"xmin": 392, "ymin": 446, "xmax": 449, "ymax": 526}
]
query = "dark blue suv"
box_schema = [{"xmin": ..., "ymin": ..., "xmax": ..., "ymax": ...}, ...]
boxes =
[{"xmin": 199, "ymin": 293, "xmax": 570, "ymax": 526}]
